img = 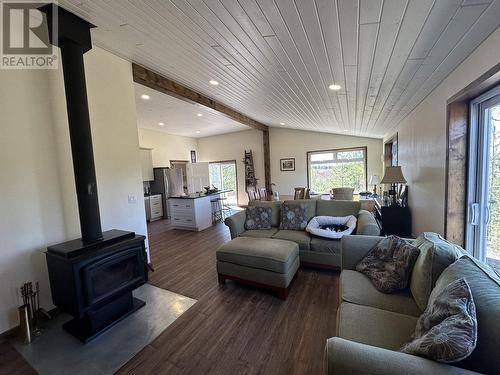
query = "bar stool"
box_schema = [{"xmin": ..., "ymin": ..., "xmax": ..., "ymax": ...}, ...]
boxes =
[
  {"xmin": 217, "ymin": 196, "xmax": 232, "ymax": 220},
  {"xmin": 211, "ymin": 198, "xmax": 223, "ymax": 224}
]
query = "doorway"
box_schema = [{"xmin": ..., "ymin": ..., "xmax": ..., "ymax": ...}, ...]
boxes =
[
  {"xmin": 209, "ymin": 160, "xmax": 238, "ymax": 207},
  {"xmin": 466, "ymin": 86, "xmax": 500, "ymax": 273}
]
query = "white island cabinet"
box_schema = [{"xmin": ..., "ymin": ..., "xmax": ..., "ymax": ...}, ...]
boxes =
[{"xmin": 169, "ymin": 196, "xmax": 212, "ymax": 231}]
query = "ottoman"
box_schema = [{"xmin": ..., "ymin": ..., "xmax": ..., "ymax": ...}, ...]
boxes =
[{"xmin": 216, "ymin": 237, "xmax": 299, "ymax": 299}]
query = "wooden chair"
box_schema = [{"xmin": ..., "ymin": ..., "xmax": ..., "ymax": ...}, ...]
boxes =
[
  {"xmin": 247, "ymin": 186, "xmax": 259, "ymax": 202},
  {"xmin": 258, "ymin": 187, "xmax": 268, "ymax": 201},
  {"xmin": 331, "ymin": 187, "xmax": 354, "ymax": 200},
  {"xmin": 304, "ymin": 188, "xmax": 311, "ymax": 199},
  {"xmin": 294, "ymin": 187, "xmax": 306, "ymax": 200}
]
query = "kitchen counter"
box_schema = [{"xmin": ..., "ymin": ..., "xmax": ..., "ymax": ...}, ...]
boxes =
[{"xmin": 170, "ymin": 189, "xmax": 232, "ymax": 199}]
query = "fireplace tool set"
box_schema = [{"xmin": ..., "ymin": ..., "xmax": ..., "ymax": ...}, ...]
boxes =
[{"xmin": 18, "ymin": 281, "xmax": 50, "ymax": 344}]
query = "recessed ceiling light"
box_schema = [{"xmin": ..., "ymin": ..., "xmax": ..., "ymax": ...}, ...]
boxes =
[
  {"xmin": 328, "ymin": 84, "xmax": 342, "ymax": 91},
  {"xmin": 279, "ymin": 122, "xmax": 285, "ymax": 125},
  {"xmin": 209, "ymin": 80, "xmax": 219, "ymax": 86},
  {"xmin": 196, "ymin": 130, "xmax": 201, "ymax": 134},
  {"xmin": 141, "ymin": 94, "xmax": 150, "ymax": 100},
  {"xmin": 158, "ymin": 122, "xmax": 164, "ymax": 126},
  {"xmin": 197, "ymin": 113, "xmax": 203, "ymax": 117}
]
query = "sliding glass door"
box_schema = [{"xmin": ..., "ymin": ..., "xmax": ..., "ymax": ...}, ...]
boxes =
[
  {"xmin": 466, "ymin": 87, "xmax": 500, "ymax": 273},
  {"xmin": 209, "ymin": 161, "xmax": 238, "ymax": 206}
]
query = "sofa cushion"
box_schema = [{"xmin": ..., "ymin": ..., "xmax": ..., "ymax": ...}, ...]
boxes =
[
  {"xmin": 216, "ymin": 237, "xmax": 299, "ymax": 273},
  {"xmin": 282, "ymin": 199, "xmax": 317, "ymax": 222},
  {"xmin": 337, "ymin": 303, "xmax": 418, "ymax": 350},
  {"xmin": 340, "ymin": 270, "xmax": 422, "ymax": 316},
  {"xmin": 430, "ymin": 256, "xmax": 500, "ymax": 374},
  {"xmin": 410, "ymin": 232, "xmax": 463, "ymax": 311},
  {"xmin": 356, "ymin": 236, "xmax": 420, "ymax": 293},
  {"xmin": 310, "ymin": 237, "xmax": 341, "ymax": 255},
  {"xmin": 245, "ymin": 206, "xmax": 272, "ymax": 230},
  {"xmin": 316, "ymin": 200, "xmax": 361, "ymax": 217},
  {"xmin": 272, "ymin": 230, "xmax": 311, "ymax": 250},
  {"xmin": 240, "ymin": 228, "xmax": 279, "ymax": 238},
  {"xmin": 249, "ymin": 200, "xmax": 281, "ymax": 227},
  {"xmin": 401, "ymin": 278, "xmax": 477, "ymax": 363}
]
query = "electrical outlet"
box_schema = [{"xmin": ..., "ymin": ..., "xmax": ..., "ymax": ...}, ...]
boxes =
[{"xmin": 128, "ymin": 194, "xmax": 137, "ymax": 204}]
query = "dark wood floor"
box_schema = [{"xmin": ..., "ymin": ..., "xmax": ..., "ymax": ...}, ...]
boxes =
[
  {"xmin": 0, "ymin": 220, "xmax": 340, "ymax": 375},
  {"xmin": 118, "ymin": 221, "xmax": 340, "ymax": 375}
]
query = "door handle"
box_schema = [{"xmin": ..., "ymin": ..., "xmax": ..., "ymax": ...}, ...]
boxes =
[{"xmin": 470, "ymin": 203, "xmax": 480, "ymax": 226}]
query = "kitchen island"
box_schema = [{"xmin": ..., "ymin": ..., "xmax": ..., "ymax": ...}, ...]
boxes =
[{"xmin": 168, "ymin": 190, "xmax": 232, "ymax": 231}]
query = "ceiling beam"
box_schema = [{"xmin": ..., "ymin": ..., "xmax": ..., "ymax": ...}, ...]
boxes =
[{"xmin": 132, "ymin": 63, "xmax": 269, "ymax": 132}]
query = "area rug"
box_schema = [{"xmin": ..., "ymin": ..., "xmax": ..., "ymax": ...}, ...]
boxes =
[{"xmin": 11, "ymin": 284, "xmax": 196, "ymax": 375}]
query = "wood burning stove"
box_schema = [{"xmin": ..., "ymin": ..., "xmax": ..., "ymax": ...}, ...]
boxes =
[
  {"xmin": 40, "ymin": 5, "xmax": 149, "ymax": 343},
  {"xmin": 46, "ymin": 231, "xmax": 148, "ymax": 342}
]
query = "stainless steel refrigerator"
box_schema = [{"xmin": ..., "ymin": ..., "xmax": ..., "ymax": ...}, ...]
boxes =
[{"xmin": 150, "ymin": 167, "xmax": 184, "ymax": 219}]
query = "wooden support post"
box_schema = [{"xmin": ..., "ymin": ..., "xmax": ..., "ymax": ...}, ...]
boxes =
[{"xmin": 263, "ymin": 130, "xmax": 271, "ymax": 193}]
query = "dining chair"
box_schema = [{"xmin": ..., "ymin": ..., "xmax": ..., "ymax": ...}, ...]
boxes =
[
  {"xmin": 247, "ymin": 186, "xmax": 259, "ymax": 202},
  {"xmin": 294, "ymin": 187, "xmax": 306, "ymax": 200},
  {"xmin": 258, "ymin": 187, "xmax": 268, "ymax": 201},
  {"xmin": 304, "ymin": 188, "xmax": 311, "ymax": 199},
  {"xmin": 331, "ymin": 187, "xmax": 354, "ymax": 200}
]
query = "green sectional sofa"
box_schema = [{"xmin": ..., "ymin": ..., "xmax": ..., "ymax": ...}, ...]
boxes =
[
  {"xmin": 224, "ymin": 199, "xmax": 380, "ymax": 268},
  {"xmin": 325, "ymin": 233, "xmax": 500, "ymax": 375}
]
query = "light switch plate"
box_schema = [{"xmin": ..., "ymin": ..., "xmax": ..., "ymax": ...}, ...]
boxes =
[{"xmin": 128, "ymin": 194, "xmax": 137, "ymax": 204}]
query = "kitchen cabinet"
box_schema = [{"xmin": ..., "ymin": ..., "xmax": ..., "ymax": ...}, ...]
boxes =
[
  {"xmin": 145, "ymin": 194, "xmax": 163, "ymax": 221},
  {"xmin": 169, "ymin": 196, "xmax": 212, "ymax": 231},
  {"xmin": 140, "ymin": 148, "xmax": 154, "ymax": 181},
  {"xmin": 186, "ymin": 162, "xmax": 209, "ymax": 194}
]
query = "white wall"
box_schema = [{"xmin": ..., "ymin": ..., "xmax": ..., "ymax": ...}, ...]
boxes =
[
  {"xmin": 0, "ymin": 46, "xmax": 148, "ymax": 333},
  {"xmin": 270, "ymin": 128, "xmax": 383, "ymax": 196},
  {"xmin": 138, "ymin": 128, "xmax": 198, "ymax": 167},
  {"xmin": 389, "ymin": 27, "xmax": 500, "ymax": 237},
  {"xmin": 197, "ymin": 129, "xmax": 265, "ymax": 205}
]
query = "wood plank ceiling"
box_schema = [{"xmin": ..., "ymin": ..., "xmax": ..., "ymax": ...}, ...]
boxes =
[{"xmin": 59, "ymin": 0, "xmax": 500, "ymax": 138}]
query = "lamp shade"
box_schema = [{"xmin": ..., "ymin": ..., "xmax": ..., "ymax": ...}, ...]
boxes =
[
  {"xmin": 380, "ymin": 166, "xmax": 407, "ymax": 184},
  {"xmin": 369, "ymin": 174, "xmax": 381, "ymax": 185}
]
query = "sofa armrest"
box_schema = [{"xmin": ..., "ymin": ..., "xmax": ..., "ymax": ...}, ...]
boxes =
[
  {"xmin": 325, "ymin": 337, "xmax": 479, "ymax": 375},
  {"xmin": 356, "ymin": 209, "xmax": 380, "ymax": 236},
  {"xmin": 224, "ymin": 210, "xmax": 246, "ymax": 239},
  {"xmin": 341, "ymin": 235, "xmax": 383, "ymax": 270}
]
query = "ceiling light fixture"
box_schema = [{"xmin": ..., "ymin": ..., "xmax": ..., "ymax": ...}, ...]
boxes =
[
  {"xmin": 197, "ymin": 113, "xmax": 203, "ymax": 117},
  {"xmin": 158, "ymin": 122, "xmax": 164, "ymax": 126},
  {"xmin": 196, "ymin": 131, "xmax": 201, "ymax": 134},
  {"xmin": 328, "ymin": 84, "xmax": 342, "ymax": 91},
  {"xmin": 279, "ymin": 122, "xmax": 285, "ymax": 125},
  {"xmin": 209, "ymin": 80, "xmax": 219, "ymax": 86},
  {"xmin": 141, "ymin": 94, "xmax": 150, "ymax": 100}
]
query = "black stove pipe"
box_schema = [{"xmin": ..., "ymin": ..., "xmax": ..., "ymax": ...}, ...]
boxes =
[
  {"xmin": 41, "ymin": 5, "xmax": 102, "ymax": 243},
  {"xmin": 60, "ymin": 40, "xmax": 103, "ymax": 243}
]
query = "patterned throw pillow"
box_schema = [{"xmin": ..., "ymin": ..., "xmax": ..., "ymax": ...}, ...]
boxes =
[
  {"xmin": 400, "ymin": 278, "xmax": 477, "ymax": 363},
  {"xmin": 245, "ymin": 206, "xmax": 272, "ymax": 230},
  {"xmin": 356, "ymin": 235, "xmax": 420, "ymax": 293},
  {"xmin": 279, "ymin": 202, "xmax": 308, "ymax": 230}
]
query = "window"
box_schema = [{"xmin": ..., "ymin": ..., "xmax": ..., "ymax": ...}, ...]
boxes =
[
  {"xmin": 307, "ymin": 147, "xmax": 367, "ymax": 194},
  {"xmin": 466, "ymin": 85, "xmax": 500, "ymax": 274},
  {"xmin": 209, "ymin": 160, "xmax": 238, "ymax": 206}
]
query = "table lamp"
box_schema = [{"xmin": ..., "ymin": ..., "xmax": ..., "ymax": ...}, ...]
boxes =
[
  {"xmin": 380, "ymin": 166, "xmax": 407, "ymax": 206},
  {"xmin": 369, "ymin": 175, "xmax": 381, "ymax": 196}
]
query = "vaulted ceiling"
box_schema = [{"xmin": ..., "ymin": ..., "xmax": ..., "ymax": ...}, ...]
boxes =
[{"xmin": 60, "ymin": 0, "xmax": 500, "ymax": 138}]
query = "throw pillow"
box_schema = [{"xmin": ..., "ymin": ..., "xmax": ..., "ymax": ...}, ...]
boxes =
[
  {"xmin": 245, "ymin": 206, "xmax": 272, "ymax": 230},
  {"xmin": 400, "ymin": 278, "xmax": 477, "ymax": 363},
  {"xmin": 356, "ymin": 235, "xmax": 420, "ymax": 293},
  {"xmin": 280, "ymin": 202, "xmax": 308, "ymax": 230}
]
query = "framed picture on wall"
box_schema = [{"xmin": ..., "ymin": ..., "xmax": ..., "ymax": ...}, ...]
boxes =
[
  {"xmin": 190, "ymin": 150, "xmax": 197, "ymax": 163},
  {"xmin": 280, "ymin": 158, "xmax": 295, "ymax": 171}
]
